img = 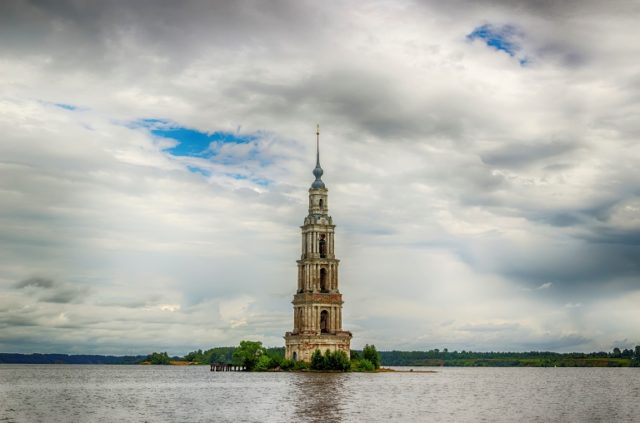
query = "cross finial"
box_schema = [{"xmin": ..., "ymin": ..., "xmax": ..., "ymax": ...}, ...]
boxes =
[{"xmin": 316, "ymin": 124, "xmax": 320, "ymax": 166}]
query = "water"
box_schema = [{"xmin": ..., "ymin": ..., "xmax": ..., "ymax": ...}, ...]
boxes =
[{"xmin": 1, "ymin": 365, "xmax": 638, "ymax": 422}]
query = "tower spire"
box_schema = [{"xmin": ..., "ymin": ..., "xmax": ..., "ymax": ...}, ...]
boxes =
[
  {"xmin": 316, "ymin": 124, "xmax": 320, "ymax": 166},
  {"xmin": 311, "ymin": 123, "xmax": 325, "ymax": 189}
]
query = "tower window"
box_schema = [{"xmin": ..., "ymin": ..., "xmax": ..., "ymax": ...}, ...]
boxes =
[
  {"xmin": 320, "ymin": 268, "xmax": 327, "ymax": 292},
  {"xmin": 320, "ymin": 310, "xmax": 329, "ymax": 334},
  {"xmin": 319, "ymin": 199, "xmax": 324, "ymax": 209},
  {"xmin": 319, "ymin": 234, "xmax": 326, "ymax": 258}
]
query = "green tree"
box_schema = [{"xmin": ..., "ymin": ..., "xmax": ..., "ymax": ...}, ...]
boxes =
[
  {"xmin": 612, "ymin": 347, "xmax": 622, "ymax": 358},
  {"xmin": 310, "ymin": 349, "xmax": 350, "ymax": 371},
  {"xmin": 632, "ymin": 346, "xmax": 640, "ymax": 367},
  {"xmin": 363, "ymin": 344, "xmax": 380, "ymax": 369},
  {"xmin": 332, "ymin": 350, "xmax": 350, "ymax": 371},
  {"xmin": 147, "ymin": 352, "xmax": 170, "ymax": 365},
  {"xmin": 311, "ymin": 349, "xmax": 325, "ymax": 370},
  {"xmin": 232, "ymin": 340, "xmax": 266, "ymax": 371},
  {"xmin": 293, "ymin": 360, "xmax": 309, "ymax": 370},
  {"xmin": 352, "ymin": 358, "xmax": 374, "ymax": 371},
  {"xmin": 280, "ymin": 358, "xmax": 295, "ymax": 371},
  {"xmin": 184, "ymin": 349, "xmax": 204, "ymax": 363},
  {"xmin": 324, "ymin": 349, "xmax": 337, "ymax": 369},
  {"xmin": 254, "ymin": 354, "xmax": 273, "ymax": 371}
]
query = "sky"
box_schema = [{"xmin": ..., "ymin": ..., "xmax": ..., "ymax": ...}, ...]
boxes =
[{"xmin": 1, "ymin": 0, "xmax": 639, "ymax": 355}]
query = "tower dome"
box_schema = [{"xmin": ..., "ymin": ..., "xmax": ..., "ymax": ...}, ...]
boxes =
[{"xmin": 311, "ymin": 124, "xmax": 325, "ymax": 189}]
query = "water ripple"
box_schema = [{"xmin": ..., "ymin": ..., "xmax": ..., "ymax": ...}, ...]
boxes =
[{"xmin": 0, "ymin": 365, "xmax": 638, "ymax": 422}]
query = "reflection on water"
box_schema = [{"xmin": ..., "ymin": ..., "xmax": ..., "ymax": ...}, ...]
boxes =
[
  {"xmin": 1, "ymin": 365, "xmax": 639, "ymax": 422},
  {"xmin": 292, "ymin": 373, "xmax": 347, "ymax": 423}
]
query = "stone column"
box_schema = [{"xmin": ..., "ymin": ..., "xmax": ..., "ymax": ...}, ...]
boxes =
[
  {"xmin": 331, "ymin": 307, "xmax": 337, "ymax": 333},
  {"xmin": 315, "ymin": 231, "xmax": 318, "ymax": 255},
  {"xmin": 313, "ymin": 306, "xmax": 317, "ymax": 331},
  {"xmin": 333, "ymin": 264, "xmax": 337, "ymax": 290},
  {"xmin": 303, "ymin": 264, "xmax": 307, "ymax": 291},
  {"xmin": 330, "ymin": 263, "xmax": 333, "ymax": 290},
  {"xmin": 332, "ymin": 264, "xmax": 337, "ymax": 290}
]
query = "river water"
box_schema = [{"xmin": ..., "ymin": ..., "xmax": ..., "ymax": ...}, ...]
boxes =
[{"xmin": 1, "ymin": 365, "xmax": 638, "ymax": 422}]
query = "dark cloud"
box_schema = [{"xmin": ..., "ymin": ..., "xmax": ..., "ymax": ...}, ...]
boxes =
[
  {"xmin": 0, "ymin": 0, "xmax": 325, "ymax": 72},
  {"xmin": 518, "ymin": 335, "xmax": 592, "ymax": 351},
  {"xmin": 14, "ymin": 277, "xmax": 88, "ymax": 304},
  {"xmin": 458, "ymin": 322, "xmax": 521, "ymax": 332},
  {"xmin": 584, "ymin": 229, "xmax": 640, "ymax": 247},
  {"xmin": 14, "ymin": 276, "xmax": 54, "ymax": 289},
  {"xmin": 481, "ymin": 140, "xmax": 578, "ymax": 168},
  {"xmin": 428, "ymin": 0, "xmax": 639, "ymax": 19}
]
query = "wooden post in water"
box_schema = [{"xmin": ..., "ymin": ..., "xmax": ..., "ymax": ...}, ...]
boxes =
[{"xmin": 210, "ymin": 362, "xmax": 246, "ymax": 372}]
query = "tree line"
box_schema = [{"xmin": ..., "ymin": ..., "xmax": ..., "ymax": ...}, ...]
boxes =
[
  {"xmin": 2, "ymin": 345, "xmax": 638, "ymax": 367},
  {"xmin": 378, "ymin": 346, "xmax": 640, "ymax": 367}
]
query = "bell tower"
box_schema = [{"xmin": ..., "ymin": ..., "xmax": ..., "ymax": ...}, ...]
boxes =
[{"xmin": 284, "ymin": 125, "xmax": 352, "ymax": 362}]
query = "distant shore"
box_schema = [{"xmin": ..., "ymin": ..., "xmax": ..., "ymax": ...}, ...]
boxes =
[{"xmin": 2, "ymin": 350, "xmax": 639, "ymax": 367}]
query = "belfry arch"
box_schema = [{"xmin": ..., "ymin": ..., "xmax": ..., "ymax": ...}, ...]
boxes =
[
  {"xmin": 320, "ymin": 268, "xmax": 327, "ymax": 292},
  {"xmin": 319, "ymin": 234, "xmax": 326, "ymax": 258},
  {"xmin": 320, "ymin": 310, "xmax": 329, "ymax": 333}
]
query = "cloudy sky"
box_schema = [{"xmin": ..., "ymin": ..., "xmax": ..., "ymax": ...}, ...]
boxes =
[{"xmin": 1, "ymin": 0, "xmax": 639, "ymax": 355}]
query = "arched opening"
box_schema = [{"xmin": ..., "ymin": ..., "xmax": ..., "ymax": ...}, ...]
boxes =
[
  {"xmin": 320, "ymin": 268, "xmax": 327, "ymax": 292},
  {"xmin": 319, "ymin": 234, "xmax": 326, "ymax": 258},
  {"xmin": 320, "ymin": 310, "xmax": 329, "ymax": 334},
  {"xmin": 292, "ymin": 351, "xmax": 298, "ymax": 362},
  {"xmin": 319, "ymin": 198, "xmax": 324, "ymax": 209}
]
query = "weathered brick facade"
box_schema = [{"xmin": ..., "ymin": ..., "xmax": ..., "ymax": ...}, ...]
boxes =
[{"xmin": 284, "ymin": 127, "xmax": 351, "ymax": 362}]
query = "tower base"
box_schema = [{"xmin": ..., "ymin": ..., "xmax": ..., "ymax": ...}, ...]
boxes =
[{"xmin": 284, "ymin": 332, "xmax": 352, "ymax": 362}]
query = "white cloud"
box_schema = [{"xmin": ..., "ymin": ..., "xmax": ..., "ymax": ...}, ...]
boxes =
[{"xmin": 0, "ymin": 0, "xmax": 639, "ymax": 354}]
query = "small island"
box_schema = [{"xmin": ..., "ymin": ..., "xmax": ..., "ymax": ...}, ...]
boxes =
[{"xmin": 200, "ymin": 341, "xmax": 383, "ymax": 372}]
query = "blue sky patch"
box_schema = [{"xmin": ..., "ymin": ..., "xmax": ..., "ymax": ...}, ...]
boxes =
[
  {"xmin": 42, "ymin": 101, "xmax": 83, "ymax": 111},
  {"xmin": 132, "ymin": 119, "xmax": 258, "ymax": 157},
  {"xmin": 130, "ymin": 119, "xmax": 272, "ymax": 184},
  {"xmin": 55, "ymin": 103, "xmax": 79, "ymax": 111},
  {"xmin": 467, "ymin": 24, "xmax": 529, "ymax": 65},
  {"xmin": 252, "ymin": 178, "xmax": 271, "ymax": 187},
  {"xmin": 187, "ymin": 165, "xmax": 211, "ymax": 177}
]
